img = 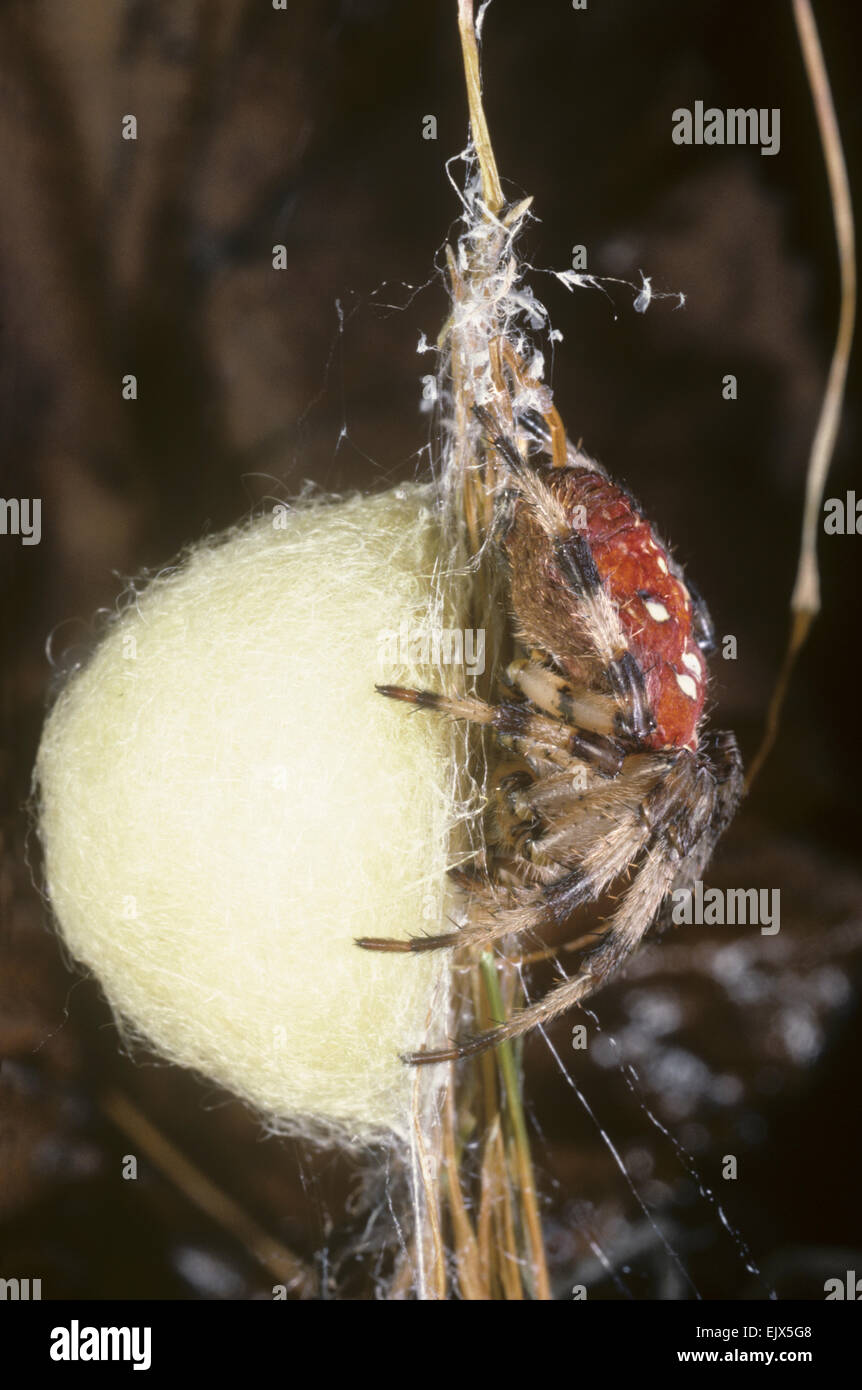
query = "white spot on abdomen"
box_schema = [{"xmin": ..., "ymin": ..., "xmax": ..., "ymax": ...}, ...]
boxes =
[
  {"xmin": 682, "ymin": 649, "xmax": 702, "ymax": 677},
  {"xmin": 675, "ymin": 671, "xmax": 699, "ymax": 700},
  {"xmin": 644, "ymin": 598, "xmax": 671, "ymax": 623}
]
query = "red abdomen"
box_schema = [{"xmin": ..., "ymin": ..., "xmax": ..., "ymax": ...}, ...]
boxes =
[{"xmin": 567, "ymin": 469, "xmax": 707, "ymax": 751}]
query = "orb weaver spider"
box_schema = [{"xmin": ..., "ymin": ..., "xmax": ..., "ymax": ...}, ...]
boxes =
[{"xmin": 360, "ymin": 322, "xmax": 743, "ymax": 1065}]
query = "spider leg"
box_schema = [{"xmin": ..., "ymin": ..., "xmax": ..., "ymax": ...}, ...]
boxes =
[
  {"xmin": 506, "ymin": 923, "xmax": 610, "ymax": 968},
  {"xmin": 360, "ymin": 787, "xmax": 652, "ymax": 956},
  {"xmin": 475, "ymin": 407, "xmax": 655, "ymax": 742},
  {"xmin": 390, "ymin": 752, "xmax": 706, "ymax": 1046},
  {"xmin": 489, "ymin": 336, "xmax": 568, "ymax": 468},
  {"xmin": 508, "ymin": 752, "xmax": 660, "ymax": 823},
  {"xmin": 374, "ymin": 685, "xmax": 625, "ymax": 777},
  {"xmin": 492, "ymin": 771, "xmax": 547, "ymax": 875},
  {"xmin": 541, "ymin": 520, "xmax": 653, "ymax": 742},
  {"xmin": 503, "ymin": 657, "xmax": 617, "ymax": 737},
  {"xmin": 359, "ymin": 688, "xmax": 636, "ymax": 956},
  {"xmin": 406, "ymin": 836, "xmax": 678, "ymax": 1064},
  {"xmin": 519, "ymin": 408, "xmax": 603, "ymax": 475},
  {"xmin": 491, "ymin": 756, "xmax": 650, "ymax": 887}
]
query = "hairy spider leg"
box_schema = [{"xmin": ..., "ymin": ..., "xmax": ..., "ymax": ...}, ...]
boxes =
[
  {"xmin": 488, "ymin": 336, "xmax": 568, "ymax": 469},
  {"xmin": 406, "ymin": 840, "xmax": 678, "ymax": 1064},
  {"xmin": 503, "ymin": 657, "xmax": 618, "ymax": 737},
  {"xmin": 473, "ymin": 406, "xmax": 657, "ymax": 743}
]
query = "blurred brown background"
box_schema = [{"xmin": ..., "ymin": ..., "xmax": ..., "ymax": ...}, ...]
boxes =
[{"xmin": 1, "ymin": 0, "xmax": 860, "ymax": 1299}]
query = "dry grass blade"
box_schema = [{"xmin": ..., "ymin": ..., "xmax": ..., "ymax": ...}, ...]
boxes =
[
  {"xmin": 432, "ymin": 0, "xmax": 552, "ymax": 1303},
  {"xmin": 443, "ymin": 1067, "xmax": 489, "ymax": 1299},
  {"xmin": 481, "ymin": 953, "xmax": 552, "ymax": 1299},
  {"xmin": 747, "ymin": 0, "xmax": 855, "ymax": 789},
  {"xmin": 481, "ymin": 1116, "xmax": 524, "ymax": 1300},
  {"xmin": 100, "ymin": 1090, "xmax": 318, "ymax": 1297},
  {"xmin": 457, "ymin": 0, "xmax": 504, "ymax": 215}
]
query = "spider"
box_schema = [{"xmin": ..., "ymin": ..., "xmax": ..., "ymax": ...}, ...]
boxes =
[{"xmin": 359, "ymin": 340, "xmax": 744, "ymax": 1065}]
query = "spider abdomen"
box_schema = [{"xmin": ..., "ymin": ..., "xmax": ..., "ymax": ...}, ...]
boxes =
[
  {"xmin": 564, "ymin": 468, "xmax": 707, "ymax": 751},
  {"xmin": 506, "ymin": 466, "xmax": 708, "ymax": 752}
]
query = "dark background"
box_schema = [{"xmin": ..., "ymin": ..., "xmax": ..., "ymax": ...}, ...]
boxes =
[{"xmin": 1, "ymin": 0, "xmax": 860, "ymax": 1299}]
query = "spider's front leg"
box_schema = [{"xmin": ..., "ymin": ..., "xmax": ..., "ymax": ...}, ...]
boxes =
[
  {"xmin": 405, "ymin": 836, "xmax": 678, "ymax": 1065},
  {"xmin": 373, "ymin": 685, "xmax": 625, "ymax": 777},
  {"xmin": 356, "ymin": 684, "xmax": 626, "ymax": 956},
  {"xmin": 405, "ymin": 749, "xmax": 712, "ymax": 1065},
  {"xmin": 502, "ymin": 656, "xmax": 617, "ymax": 739},
  {"xmin": 475, "ymin": 406, "xmax": 656, "ymax": 745}
]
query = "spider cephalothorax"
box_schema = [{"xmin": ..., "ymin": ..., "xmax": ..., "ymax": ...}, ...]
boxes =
[{"xmin": 360, "ymin": 363, "xmax": 744, "ymax": 1064}]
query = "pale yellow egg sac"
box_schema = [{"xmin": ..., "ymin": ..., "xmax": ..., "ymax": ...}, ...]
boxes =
[{"xmin": 35, "ymin": 484, "xmax": 470, "ymax": 1144}]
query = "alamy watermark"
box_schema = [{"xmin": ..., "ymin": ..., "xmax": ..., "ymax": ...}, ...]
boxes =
[
  {"xmin": 0, "ymin": 497, "xmax": 41, "ymax": 545},
  {"xmin": 825, "ymin": 1271, "xmax": 862, "ymax": 1299},
  {"xmin": 377, "ymin": 620, "xmax": 485, "ymax": 678},
  {"xmin": 0, "ymin": 1277, "xmax": 41, "ymax": 1299},
  {"xmin": 823, "ymin": 490, "xmax": 862, "ymax": 534},
  {"xmin": 671, "ymin": 880, "xmax": 780, "ymax": 935},
  {"xmin": 672, "ymin": 102, "xmax": 780, "ymax": 157},
  {"xmin": 50, "ymin": 1321, "xmax": 151, "ymax": 1371}
]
